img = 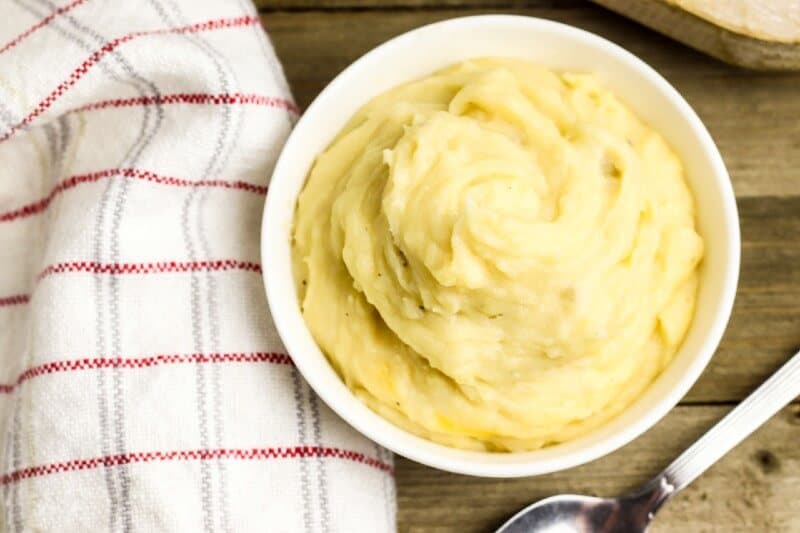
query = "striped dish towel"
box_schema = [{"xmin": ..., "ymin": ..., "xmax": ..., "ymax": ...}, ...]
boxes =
[{"xmin": 0, "ymin": 1, "xmax": 396, "ymax": 532}]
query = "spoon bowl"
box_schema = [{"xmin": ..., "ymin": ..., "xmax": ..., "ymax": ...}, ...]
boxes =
[
  {"xmin": 497, "ymin": 479, "xmax": 670, "ymax": 533},
  {"xmin": 497, "ymin": 495, "xmax": 627, "ymax": 533}
]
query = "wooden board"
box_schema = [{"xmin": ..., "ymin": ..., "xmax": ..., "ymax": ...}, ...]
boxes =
[
  {"xmin": 592, "ymin": 0, "xmax": 800, "ymax": 71},
  {"xmin": 262, "ymin": 2, "xmax": 800, "ymax": 531}
]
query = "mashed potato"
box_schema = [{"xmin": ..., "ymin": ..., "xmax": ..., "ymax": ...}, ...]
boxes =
[{"xmin": 292, "ymin": 58, "xmax": 703, "ymax": 451}]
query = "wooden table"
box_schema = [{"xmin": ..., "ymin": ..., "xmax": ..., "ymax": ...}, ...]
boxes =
[{"xmin": 262, "ymin": 2, "xmax": 800, "ymax": 531}]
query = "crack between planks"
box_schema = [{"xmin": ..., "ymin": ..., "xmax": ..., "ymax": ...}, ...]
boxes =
[{"xmin": 258, "ymin": 1, "xmax": 588, "ymax": 15}]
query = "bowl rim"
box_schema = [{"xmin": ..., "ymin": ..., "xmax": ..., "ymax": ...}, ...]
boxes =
[{"xmin": 262, "ymin": 14, "xmax": 740, "ymax": 477}]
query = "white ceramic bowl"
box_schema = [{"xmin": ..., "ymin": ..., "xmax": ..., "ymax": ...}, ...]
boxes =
[{"xmin": 262, "ymin": 15, "xmax": 740, "ymax": 477}]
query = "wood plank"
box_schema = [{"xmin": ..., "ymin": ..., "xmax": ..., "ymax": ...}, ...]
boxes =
[
  {"xmin": 396, "ymin": 404, "xmax": 800, "ymax": 532},
  {"xmin": 687, "ymin": 196, "xmax": 800, "ymax": 403},
  {"xmin": 264, "ymin": 8, "xmax": 800, "ymax": 197}
]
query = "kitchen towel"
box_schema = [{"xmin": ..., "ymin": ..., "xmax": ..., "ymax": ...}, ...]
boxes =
[{"xmin": 0, "ymin": 0, "xmax": 396, "ymax": 531}]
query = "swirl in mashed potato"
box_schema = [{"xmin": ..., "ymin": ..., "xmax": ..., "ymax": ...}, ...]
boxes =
[{"xmin": 291, "ymin": 58, "xmax": 704, "ymax": 451}]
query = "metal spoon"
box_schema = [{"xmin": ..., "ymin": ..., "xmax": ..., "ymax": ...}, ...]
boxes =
[{"xmin": 497, "ymin": 349, "xmax": 800, "ymax": 533}]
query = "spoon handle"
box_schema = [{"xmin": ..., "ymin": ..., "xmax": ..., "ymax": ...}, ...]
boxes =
[{"xmin": 642, "ymin": 348, "xmax": 800, "ymax": 506}]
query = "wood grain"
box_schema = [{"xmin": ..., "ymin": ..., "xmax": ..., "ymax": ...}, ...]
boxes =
[
  {"xmin": 264, "ymin": 4, "xmax": 800, "ymax": 531},
  {"xmin": 397, "ymin": 404, "xmax": 800, "ymax": 532}
]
